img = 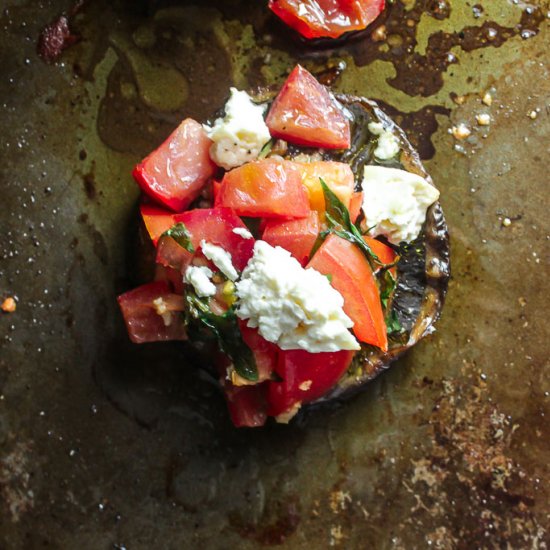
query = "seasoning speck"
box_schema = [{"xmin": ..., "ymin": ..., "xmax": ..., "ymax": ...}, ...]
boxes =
[
  {"xmin": 452, "ymin": 123, "xmax": 471, "ymax": 139},
  {"xmin": 1, "ymin": 297, "xmax": 16, "ymax": 313},
  {"xmin": 476, "ymin": 113, "xmax": 491, "ymax": 126},
  {"xmin": 482, "ymin": 92, "xmax": 493, "ymax": 106}
]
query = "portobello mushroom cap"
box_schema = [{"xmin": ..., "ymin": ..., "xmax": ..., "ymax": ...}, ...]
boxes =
[{"xmin": 276, "ymin": 94, "xmax": 451, "ymax": 405}]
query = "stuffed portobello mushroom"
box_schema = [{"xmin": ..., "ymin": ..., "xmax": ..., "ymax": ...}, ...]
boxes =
[{"xmin": 118, "ymin": 65, "xmax": 450, "ymax": 427}]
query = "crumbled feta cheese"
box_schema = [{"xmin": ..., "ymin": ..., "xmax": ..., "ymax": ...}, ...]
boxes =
[
  {"xmin": 275, "ymin": 401, "xmax": 302, "ymax": 424},
  {"xmin": 361, "ymin": 166, "xmax": 440, "ymax": 244},
  {"xmin": 152, "ymin": 298, "xmax": 174, "ymax": 327},
  {"xmin": 152, "ymin": 297, "xmax": 168, "ymax": 315},
  {"xmin": 185, "ymin": 265, "xmax": 216, "ymax": 297},
  {"xmin": 232, "ymin": 227, "xmax": 253, "ymax": 240},
  {"xmin": 368, "ymin": 121, "xmax": 400, "ymax": 160},
  {"xmin": 204, "ymin": 88, "xmax": 271, "ymax": 170},
  {"xmin": 235, "ymin": 241, "xmax": 360, "ymax": 353},
  {"xmin": 200, "ymin": 240, "xmax": 238, "ymax": 281}
]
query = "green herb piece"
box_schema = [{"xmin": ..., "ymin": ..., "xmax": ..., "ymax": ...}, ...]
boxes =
[
  {"xmin": 320, "ymin": 178, "xmax": 380, "ymax": 266},
  {"xmin": 185, "ymin": 292, "xmax": 258, "ymax": 382},
  {"xmin": 162, "ymin": 222, "xmax": 195, "ymax": 253},
  {"xmin": 379, "ymin": 270, "xmax": 397, "ymax": 309},
  {"xmin": 385, "ymin": 309, "xmax": 403, "ymax": 334},
  {"xmin": 258, "ymin": 138, "xmax": 275, "ymax": 159}
]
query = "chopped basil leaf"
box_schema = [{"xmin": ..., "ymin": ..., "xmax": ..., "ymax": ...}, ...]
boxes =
[
  {"xmin": 380, "ymin": 270, "xmax": 397, "ymax": 309},
  {"xmin": 162, "ymin": 222, "xmax": 195, "ymax": 253},
  {"xmin": 258, "ymin": 138, "xmax": 275, "ymax": 159},
  {"xmin": 185, "ymin": 292, "xmax": 258, "ymax": 382},
  {"xmin": 320, "ymin": 178, "xmax": 380, "ymax": 266},
  {"xmin": 385, "ymin": 309, "xmax": 403, "ymax": 334}
]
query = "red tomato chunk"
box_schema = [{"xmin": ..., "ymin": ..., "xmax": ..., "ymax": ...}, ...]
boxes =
[
  {"xmin": 262, "ymin": 210, "xmax": 320, "ymax": 266},
  {"xmin": 267, "ymin": 349, "xmax": 354, "ymax": 417},
  {"xmin": 269, "ymin": 0, "xmax": 385, "ymax": 39},
  {"xmin": 174, "ymin": 208, "xmax": 255, "ymax": 271},
  {"xmin": 133, "ymin": 119, "xmax": 216, "ymax": 212},
  {"xmin": 217, "ymin": 158, "xmax": 310, "ymax": 219},
  {"xmin": 266, "ymin": 65, "xmax": 350, "ymax": 149},
  {"xmin": 117, "ymin": 281, "xmax": 187, "ymax": 344},
  {"xmin": 140, "ymin": 203, "xmax": 178, "ymax": 246},
  {"xmin": 308, "ymin": 234, "xmax": 387, "ymax": 351},
  {"xmin": 224, "ymin": 382, "xmax": 268, "ymax": 428}
]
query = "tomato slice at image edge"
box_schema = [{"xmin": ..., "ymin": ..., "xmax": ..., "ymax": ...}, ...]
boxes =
[{"xmin": 269, "ymin": 0, "xmax": 385, "ymax": 39}]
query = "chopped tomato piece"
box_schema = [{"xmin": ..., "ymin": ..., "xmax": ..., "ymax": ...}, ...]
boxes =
[
  {"xmin": 132, "ymin": 119, "xmax": 216, "ymax": 212},
  {"xmin": 174, "ymin": 208, "xmax": 255, "ymax": 271},
  {"xmin": 224, "ymin": 382, "xmax": 268, "ymax": 428},
  {"xmin": 364, "ymin": 236, "xmax": 397, "ymax": 276},
  {"xmin": 140, "ymin": 204, "xmax": 178, "ymax": 246},
  {"xmin": 298, "ymin": 161, "xmax": 354, "ymax": 213},
  {"xmin": 117, "ymin": 281, "xmax": 187, "ymax": 344},
  {"xmin": 262, "ymin": 210, "xmax": 320, "ymax": 266},
  {"xmin": 308, "ymin": 234, "xmax": 387, "ymax": 350},
  {"xmin": 238, "ymin": 320, "xmax": 278, "ymax": 382},
  {"xmin": 154, "ymin": 265, "xmax": 185, "ymax": 295},
  {"xmin": 265, "ymin": 65, "xmax": 350, "ymax": 149},
  {"xmin": 349, "ymin": 191, "xmax": 363, "ymax": 224},
  {"xmin": 217, "ymin": 158, "xmax": 310, "ymax": 219},
  {"xmin": 267, "ymin": 349, "xmax": 354, "ymax": 417},
  {"xmin": 156, "ymin": 235, "xmax": 193, "ymax": 273},
  {"xmin": 269, "ymin": 0, "xmax": 385, "ymax": 39}
]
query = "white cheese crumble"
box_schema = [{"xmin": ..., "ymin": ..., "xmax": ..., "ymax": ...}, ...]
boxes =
[
  {"xmin": 152, "ymin": 297, "xmax": 172, "ymax": 326},
  {"xmin": 200, "ymin": 240, "xmax": 238, "ymax": 281},
  {"xmin": 232, "ymin": 227, "xmax": 253, "ymax": 240},
  {"xmin": 204, "ymin": 88, "xmax": 271, "ymax": 170},
  {"xmin": 368, "ymin": 121, "xmax": 400, "ymax": 160},
  {"xmin": 235, "ymin": 241, "xmax": 360, "ymax": 353},
  {"xmin": 185, "ymin": 265, "xmax": 216, "ymax": 297},
  {"xmin": 361, "ymin": 165, "xmax": 440, "ymax": 245}
]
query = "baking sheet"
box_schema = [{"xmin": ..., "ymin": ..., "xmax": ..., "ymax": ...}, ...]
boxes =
[{"xmin": 0, "ymin": 0, "xmax": 548, "ymax": 547}]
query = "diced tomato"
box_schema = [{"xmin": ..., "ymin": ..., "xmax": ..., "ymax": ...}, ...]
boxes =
[
  {"xmin": 298, "ymin": 161, "xmax": 354, "ymax": 213},
  {"xmin": 154, "ymin": 264, "xmax": 185, "ymax": 294},
  {"xmin": 224, "ymin": 382, "xmax": 268, "ymax": 428},
  {"xmin": 212, "ymin": 179, "xmax": 222, "ymax": 205},
  {"xmin": 217, "ymin": 158, "xmax": 310, "ymax": 219},
  {"xmin": 349, "ymin": 191, "xmax": 363, "ymax": 224},
  {"xmin": 156, "ymin": 235, "xmax": 194, "ymax": 273},
  {"xmin": 267, "ymin": 349, "xmax": 354, "ymax": 417},
  {"xmin": 364, "ymin": 236, "xmax": 397, "ymax": 276},
  {"xmin": 117, "ymin": 281, "xmax": 187, "ymax": 344},
  {"xmin": 238, "ymin": 320, "xmax": 278, "ymax": 382},
  {"xmin": 174, "ymin": 208, "xmax": 255, "ymax": 271},
  {"xmin": 132, "ymin": 118, "xmax": 216, "ymax": 212},
  {"xmin": 269, "ymin": 0, "xmax": 385, "ymax": 39},
  {"xmin": 140, "ymin": 204, "xmax": 178, "ymax": 246},
  {"xmin": 265, "ymin": 65, "xmax": 350, "ymax": 149},
  {"xmin": 307, "ymin": 234, "xmax": 387, "ymax": 350},
  {"xmin": 262, "ymin": 210, "xmax": 320, "ymax": 266}
]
